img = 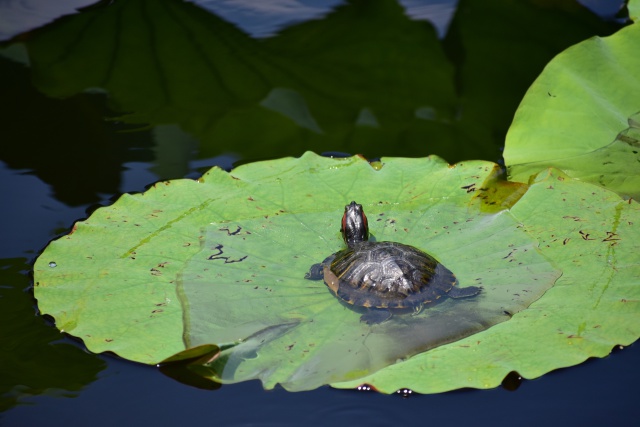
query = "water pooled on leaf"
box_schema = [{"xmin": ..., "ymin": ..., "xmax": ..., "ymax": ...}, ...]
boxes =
[{"xmin": 177, "ymin": 203, "xmax": 560, "ymax": 391}]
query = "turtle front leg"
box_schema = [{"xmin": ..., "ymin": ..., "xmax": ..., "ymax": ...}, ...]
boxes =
[
  {"xmin": 304, "ymin": 263, "xmax": 325, "ymax": 280},
  {"xmin": 304, "ymin": 255, "xmax": 335, "ymax": 280}
]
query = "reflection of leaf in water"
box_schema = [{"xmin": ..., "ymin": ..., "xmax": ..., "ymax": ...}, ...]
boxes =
[
  {"xmin": 0, "ymin": 258, "xmax": 107, "ymax": 411},
  {"xmin": 178, "ymin": 200, "xmax": 560, "ymax": 390},
  {"xmin": 25, "ymin": 0, "xmax": 458, "ymax": 160}
]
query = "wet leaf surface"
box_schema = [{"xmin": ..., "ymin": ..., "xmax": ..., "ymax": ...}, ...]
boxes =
[{"xmin": 179, "ymin": 203, "xmax": 558, "ymax": 390}]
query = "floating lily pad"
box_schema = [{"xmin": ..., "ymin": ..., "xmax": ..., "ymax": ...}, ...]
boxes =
[
  {"xmin": 33, "ymin": 152, "xmax": 640, "ymax": 392},
  {"xmin": 504, "ymin": 8, "xmax": 640, "ymax": 198},
  {"xmin": 34, "ymin": 152, "xmax": 501, "ymax": 366}
]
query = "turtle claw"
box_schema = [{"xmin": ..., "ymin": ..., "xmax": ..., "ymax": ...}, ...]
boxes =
[
  {"xmin": 304, "ymin": 263, "xmax": 324, "ymax": 280},
  {"xmin": 305, "ymin": 255, "xmax": 336, "ymax": 280}
]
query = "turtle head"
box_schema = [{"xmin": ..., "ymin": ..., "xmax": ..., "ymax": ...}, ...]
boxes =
[{"xmin": 341, "ymin": 201, "xmax": 369, "ymax": 247}]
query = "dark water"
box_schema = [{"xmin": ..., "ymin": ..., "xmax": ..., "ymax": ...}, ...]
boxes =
[{"xmin": 1, "ymin": 0, "xmax": 637, "ymax": 425}]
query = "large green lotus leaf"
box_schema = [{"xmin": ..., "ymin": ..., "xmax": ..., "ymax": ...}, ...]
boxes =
[
  {"xmin": 503, "ymin": 7, "xmax": 640, "ymax": 198},
  {"xmin": 178, "ymin": 201, "xmax": 559, "ymax": 390},
  {"xmin": 33, "ymin": 152, "xmax": 639, "ymax": 392},
  {"xmin": 333, "ymin": 168, "xmax": 640, "ymax": 393},
  {"xmin": 33, "ymin": 152, "xmax": 506, "ymax": 365}
]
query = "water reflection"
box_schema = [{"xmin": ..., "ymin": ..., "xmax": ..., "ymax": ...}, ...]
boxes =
[
  {"xmin": 202, "ymin": 0, "xmax": 458, "ymax": 38},
  {"xmin": 1, "ymin": 0, "xmax": 623, "ymax": 197},
  {"xmin": 0, "ymin": 258, "xmax": 106, "ymax": 411}
]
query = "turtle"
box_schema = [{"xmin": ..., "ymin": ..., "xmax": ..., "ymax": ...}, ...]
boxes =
[{"xmin": 305, "ymin": 201, "xmax": 481, "ymax": 324}]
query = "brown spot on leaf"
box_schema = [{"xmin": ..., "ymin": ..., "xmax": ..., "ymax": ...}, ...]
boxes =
[
  {"xmin": 461, "ymin": 183, "xmax": 476, "ymax": 193},
  {"xmin": 579, "ymin": 230, "xmax": 594, "ymax": 241},
  {"xmin": 220, "ymin": 226, "xmax": 242, "ymax": 236},
  {"xmin": 602, "ymin": 232, "xmax": 620, "ymax": 242}
]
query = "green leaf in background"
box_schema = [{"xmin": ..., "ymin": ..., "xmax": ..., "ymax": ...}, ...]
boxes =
[
  {"xmin": 442, "ymin": 0, "xmax": 617, "ymax": 161},
  {"xmin": 504, "ymin": 6, "xmax": 640, "ymax": 198},
  {"xmin": 33, "ymin": 153, "xmax": 640, "ymax": 392},
  {"xmin": 333, "ymin": 168, "xmax": 640, "ymax": 393},
  {"xmin": 632, "ymin": 1, "xmax": 640, "ymax": 21}
]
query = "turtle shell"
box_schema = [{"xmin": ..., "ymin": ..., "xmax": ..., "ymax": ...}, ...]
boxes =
[{"xmin": 322, "ymin": 241, "xmax": 457, "ymax": 310}]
